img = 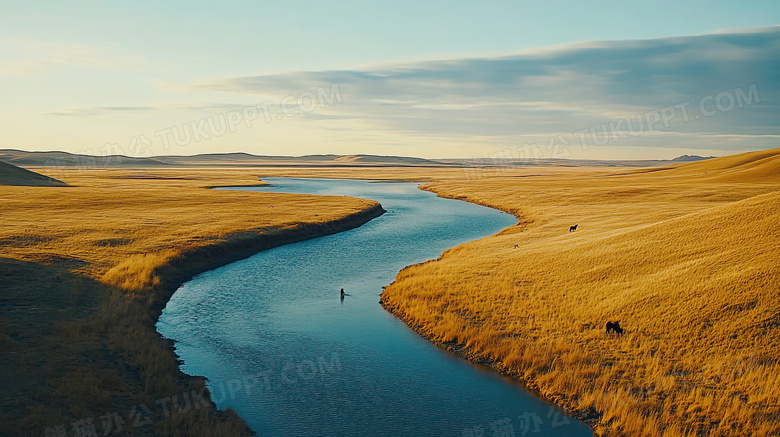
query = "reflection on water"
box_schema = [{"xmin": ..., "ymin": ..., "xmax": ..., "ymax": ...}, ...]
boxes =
[{"xmin": 157, "ymin": 178, "xmax": 592, "ymax": 437}]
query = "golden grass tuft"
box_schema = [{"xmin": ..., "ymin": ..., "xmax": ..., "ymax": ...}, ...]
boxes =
[{"xmin": 102, "ymin": 251, "xmax": 173, "ymax": 291}]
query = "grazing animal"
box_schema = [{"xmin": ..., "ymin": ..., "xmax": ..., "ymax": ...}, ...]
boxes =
[
  {"xmin": 569, "ymin": 224, "xmax": 578, "ymax": 232},
  {"xmin": 606, "ymin": 321, "xmax": 623, "ymax": 335},
  {"xmin": 513, "ymin": 244, "xmax": 519, "ymax": 249}
]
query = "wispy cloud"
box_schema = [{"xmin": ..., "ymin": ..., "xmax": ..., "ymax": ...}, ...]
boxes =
[
  {"xmin": 46, "ymin": 103, "xmax": 252, "ymax": 117},
  {"xmin": 0, "ymin": 39, "xmax": 148, "ymax": 76},
  {"xmin": 193, "ymin": 26, "xmax": 780, "ymax": 152}
]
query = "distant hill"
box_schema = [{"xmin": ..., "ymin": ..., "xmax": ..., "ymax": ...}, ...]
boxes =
[
  {"xmin": 0, "ymin": 149, "xmax": 452, "ymax": 168},
  {"xmin": 5, "ymin": 148, "xmax": 776, "ymax": 170},
  {"xmin": 154, "ymin": 152, "xmax": 449, "ymax": 167},
  {"xmin": 668, "ymin": 147, "xmax": 780, "ymax": 182},
  {"xmin": 624, "ymin": 147, "xmax": 780, "ymax": 183},
  {"xmin": 0, "ymin": 160, "xmax": 67, "ymax": 186},
  {"xmin": 670, "ymin": 155, "xmax": 717, "ymax": 162},
  {"xmin": 330, "ymin": 154, "xmax": 447, "ymax": 165},
  {"xmin": 0, "ymin": 149, "xmax": 167, "ymax": 168}
]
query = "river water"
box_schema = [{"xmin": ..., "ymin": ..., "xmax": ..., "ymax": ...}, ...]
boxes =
[{"xmin": 157, "ymin": 177, "xmax": 592, "ymax": 436}]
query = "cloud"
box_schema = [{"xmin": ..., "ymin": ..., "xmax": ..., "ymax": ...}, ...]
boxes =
[
  {"xmin": 193, "ymin": 26, "xmax": 780, "ymax": 152},
  {"xmin": 47, "ymin": 106, "xmax": 156, "ymax": 117},
  {"xmin": 46, "ymin": 103, "xmax": 252, "ymax": 117},
  {"xmin": 0, "ymin": 39, "xmax": 148, "ymax": 76}
]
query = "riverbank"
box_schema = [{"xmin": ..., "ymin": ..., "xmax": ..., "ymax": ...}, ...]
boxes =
[
  {"xmin": 378, "ymin": 149, "xmax": 780, "ymax": 436},
  {"xmin": 1, "ymin": 168, "xmax": 383, "ymax": 436}
]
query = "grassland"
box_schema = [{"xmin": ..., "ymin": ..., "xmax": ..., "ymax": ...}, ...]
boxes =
[
  {"xmin": 376, "ymin": 148, "xmax": 780, "ymax": 436},
  {"xmin": 0, "ymin": 168, "xmax": 383, "ymax": 436},
  {"xmin": 3, "ymin": 148, "xmax": 779, "ymax": 436}
]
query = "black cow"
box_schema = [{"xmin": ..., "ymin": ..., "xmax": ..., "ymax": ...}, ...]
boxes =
[
  {"xmin": 606, "ymin": 321, "xmax": 623, "ymax": 335},
  {"xmin": 569, "ymin": 224, "xmax": 578, "ymax": 232}
]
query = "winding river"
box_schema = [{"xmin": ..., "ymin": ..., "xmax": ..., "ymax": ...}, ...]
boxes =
[{"xmin": 157, "ymin": 178, "xmax": 591, "ymax": 436}]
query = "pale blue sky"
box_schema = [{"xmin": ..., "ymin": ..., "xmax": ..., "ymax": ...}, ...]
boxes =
[{"xmin": 1, "ymin": 1, "xmax": 779, "ymax": 159}]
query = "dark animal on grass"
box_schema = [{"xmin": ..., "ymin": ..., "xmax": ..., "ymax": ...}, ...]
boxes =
[
  {"xmin": 606, "ymin": 321, "xmax": 623, "ymax": 335},
  {"xmin": 569, "ymin": 224, "xmax": 578, "ymax": 232}
]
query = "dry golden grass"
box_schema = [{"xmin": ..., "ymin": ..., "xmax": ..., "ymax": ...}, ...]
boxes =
[
  {"xmin": 2, "ymin": 168, "xmax": 379, "ymax": 285},
  {"xmin": 4, "ymin": 149, "xmax": 779, "ymax": 436},
  {"xmin": 0, "ymin": 167, "xmax": 382, "ymax": 436},
  {"xmin": 378, "ymin": 148, "xmax": 780, "ymax": 436}
]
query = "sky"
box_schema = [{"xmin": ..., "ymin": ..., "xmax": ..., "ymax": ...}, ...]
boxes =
[{"xmin": 1, "ymin": 1, "xmax": 779, "ymax": 160}]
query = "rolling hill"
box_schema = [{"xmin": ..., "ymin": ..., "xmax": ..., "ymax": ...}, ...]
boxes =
[
  {"xmin": 0, "ymin": 148, "xmax": 723, "ymax": 169},
  {"xmin": 672, "ymin": 147, "xmax": 780, "ymax": 182},
  {"xmin": 0, "ymin": 161, "xmax": 67, "ymax": 186}
]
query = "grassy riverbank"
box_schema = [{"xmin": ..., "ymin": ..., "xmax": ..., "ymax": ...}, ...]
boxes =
[
  {"xmin": 378, "ymin": 148, "xmax": 780, "ymax": 436},
  {"xmin": 1, "ymin": 168, "xmax": 383, "ymax": 436}
]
